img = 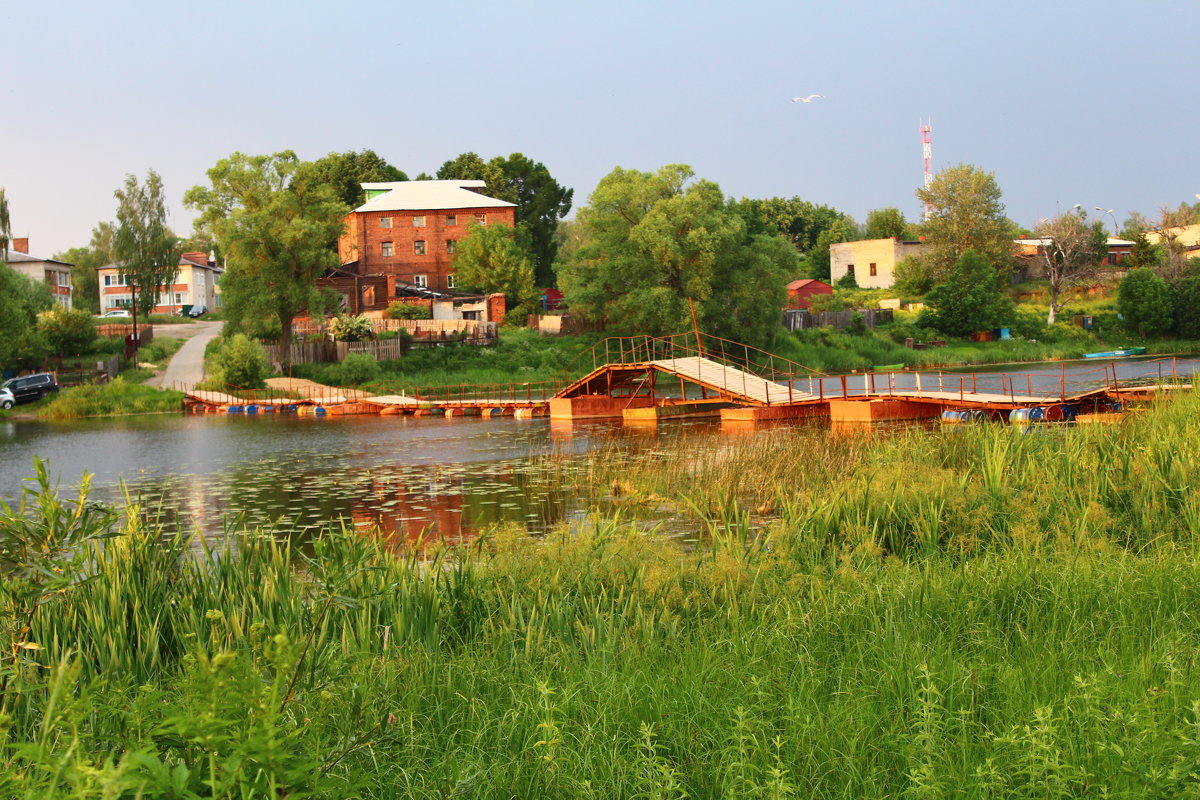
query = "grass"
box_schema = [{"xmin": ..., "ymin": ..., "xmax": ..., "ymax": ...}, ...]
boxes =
[
  {"xmin": 36, "ymin": 377, "xmax": 183, "ymax": 419},
  {"xmin": 5, "ymin": 393, "xmax": 1200, "ymax": 794}
]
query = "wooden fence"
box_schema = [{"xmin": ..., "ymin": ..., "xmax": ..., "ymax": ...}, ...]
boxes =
[
  {"xmin": 262, "ymin": 330, "xmax": 493, "ymax": 365},
  {"xmin": 291, "ymin": 318, "xmax": 496, "ymax": 339},
  {"xmin": 782, "ymin": 308, "xmax": 893, "ymax": 331},
  {"xmin": 48, "ymin": 355, "xmax": 121, "ymax": 386}
]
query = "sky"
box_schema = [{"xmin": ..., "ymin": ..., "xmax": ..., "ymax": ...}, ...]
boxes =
[{"xmin": 4, "ymin": 0, "xmax": 1198, "ymax": 256}]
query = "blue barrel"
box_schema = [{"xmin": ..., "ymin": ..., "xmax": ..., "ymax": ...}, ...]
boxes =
[
  {"xmin": 245, "ymin": 405, "xmax": 259, "ymax": 415},
  {"xmin": 971, "ymin": 409, "xmax": 988, "ymax": 422},
  {"xmin": 314, "ymin": 406, "xmax": 327, "ymax": 416},
  {"xmin": 1060, "ymin": 406, "xmax": 1078, "ymax": 421},
  {"xmin": 1029, "ymin": 407, "xmax": 1046, "ymax": 422},
  {"xmin": 941, "ymin": 409, "xmax": 959, "ymax": 423}
]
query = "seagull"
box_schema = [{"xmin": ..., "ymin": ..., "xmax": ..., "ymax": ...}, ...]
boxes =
[{"xmin": 792, "ymin": 94, "xmax": 823, "ymax": 103}]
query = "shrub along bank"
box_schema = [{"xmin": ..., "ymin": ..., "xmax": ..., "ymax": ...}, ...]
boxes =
[{"xmin": 6, "ymin": 394, "xmax": 1200, "ymax": 795}]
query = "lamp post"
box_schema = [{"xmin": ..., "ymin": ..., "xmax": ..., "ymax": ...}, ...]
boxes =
[{"xmin": 1094, "ymin": 207, "xmax": 1118, "ymax": 236}]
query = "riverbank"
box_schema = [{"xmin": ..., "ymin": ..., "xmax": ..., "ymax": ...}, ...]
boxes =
[{"xmin": 6, "ymin": 391, "xmax": 1200, "ymax": 795}]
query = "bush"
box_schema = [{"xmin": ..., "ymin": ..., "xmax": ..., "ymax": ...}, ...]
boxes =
[
  {"xmin": 336, "ymin": 352, "xmax": 381, "ymax": 385},
  {"xmin": 327, "ymin": 314, "xmax": 373, "ymax": 342},
  {"xmin": 1172, "ymin": 275, "xmax": 1200, "ymax": 339},
  {"xmin": 385, "ymin": 302, "xmax": 432, "ymax": 320},
  {"xmin": 36, "ymin": 306, "xmax": 96, "ymax": 358},
  {"xmin": 216, "ymin": 334, "xmax": 268, "ymax": 388},
  {"xmin": 1117, "ymin": 268, "xmax": 1172, "ymax": 337},
  {"xmin": 846, "ymin": 312, "xmax": 867, "ymax": 336},
  {"xmin": 893, "ymin": 256, "xmax": 936, "ymax": 295},
  {"xmin": 835, "ymin": 271, "xmax": 859, "ymax": 289}
]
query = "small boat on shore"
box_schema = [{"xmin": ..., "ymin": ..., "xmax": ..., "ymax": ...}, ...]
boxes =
[
  {"xmin": 872, "ymin": 363, "xmax": 905, "ymax": 372},
  {"xmin": 1082, "ymin": 346, "xmax": 1146, "ymax": 359}
]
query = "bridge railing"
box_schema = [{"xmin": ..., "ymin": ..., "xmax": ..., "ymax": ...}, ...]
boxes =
[
  {"xmin": 409, "ymin": 380, "xmax": 562, "ymax": 406},
  {"xmin": 564, "ymin": 332, "xmax": 826, "ymax": 383}
]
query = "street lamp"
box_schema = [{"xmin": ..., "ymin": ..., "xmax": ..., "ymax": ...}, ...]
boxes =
[{"xmin": 1094, "ymin": 207, "xmax": 1118, "ymax": 236}]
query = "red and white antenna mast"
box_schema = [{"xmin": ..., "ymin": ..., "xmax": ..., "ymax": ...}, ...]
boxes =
[{"xmin": 920, "ymin": 119, "xmax": 933, "ymax": 220}]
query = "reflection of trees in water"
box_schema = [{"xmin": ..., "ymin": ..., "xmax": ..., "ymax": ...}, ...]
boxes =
[{"xmin": 349, "ymin": 464, "xmax": 572, "ymax": 550}]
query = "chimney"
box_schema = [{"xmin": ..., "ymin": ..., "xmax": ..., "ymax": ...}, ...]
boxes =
[{"xmin": 11, "ymin": 237, "xmax": 29, "ymax": 255}]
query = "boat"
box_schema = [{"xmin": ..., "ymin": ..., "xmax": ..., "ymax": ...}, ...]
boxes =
[
  {"xmin": 872, "ymin": 363, "xmax": 905, "ymax": 372},
  {"xmin": 1082, "ymin": 347, "xmax": 1146, "ymax": 359}
]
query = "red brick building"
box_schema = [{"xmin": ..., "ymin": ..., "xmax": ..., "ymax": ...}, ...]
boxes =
[{"xmin": 336, "ymin": 180, "xmax": 516, "ymax": 293}]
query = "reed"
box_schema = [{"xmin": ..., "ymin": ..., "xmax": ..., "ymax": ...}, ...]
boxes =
[{"xmin": 6, "ymin": 394, "xmax": 1200, "ymax": 795}]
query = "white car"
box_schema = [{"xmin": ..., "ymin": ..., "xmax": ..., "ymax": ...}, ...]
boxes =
[
  {"xmin": 0, "ymin": 388, "xmax": 14, "ymax": 410},
  {"xmin": 100, "ymin": 309, "xmax": 132, "ymax": 318}
]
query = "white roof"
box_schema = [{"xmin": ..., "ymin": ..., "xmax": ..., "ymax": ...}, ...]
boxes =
[{"xmin": 354, "ymin": 180, "xmax": 515, "ymax": 213}]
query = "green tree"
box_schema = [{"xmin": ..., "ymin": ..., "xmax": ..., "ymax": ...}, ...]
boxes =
[
  {"xmin": 1032, "ymin": 210, "xmax": 1108, "ymax": 324},
  {"xmin": 924, "ymin": 250, "xmax": 1013, "ymax": 337},
  {"xmin": 0, "ymin": 264, "xmax": 52, "ymax": 368},
  {"xmin": 301, "ymin": 150, "xmax": 407, "ymax": 209},
  {"xmin": 1117, "ymin": 267, "xmax": 1172, "ymax": 337},
  {"xmin": 54, "ymin": 222, "xmax": 115, "ymax": 314},
  {"xmin": 437, "ymin": 152, "xmax": 573, "ymax": 286},
  {"xmin": 452, "ymin": 223, "xmax": 539, "ymax": 319},
  {"xmin": 36, "ymin": 306, "xmax": 96, "ymax": 357},
  {"xmin": 863, "ymin": 207, "xmax": 908, "ymax": 240},
  {"xmin": 0, "ymin": 188, "xmax": 10, "ymax": 261},
  {"xmin": 732, "ymin": 196, "xmax": 849, "ymax": 255},
  {"xmin": 893, "ymin": 256, "xmax": 937, "ymax": 295},
  {"xmin": 557, "ymin": 164, "xmax": 794, "ymax": 345},
  {"xmin": 1171, "ymin": 275, "xmax": 1200, "ymax": 339},
  {"xmin": 916, "ymin": 164, "xmax": 1016, "ymax": 279},
  {"xmin": 184, "ymin": 151, "xmax": 347, "ymax": 363},
  {"xmin": 805, "ymin": 218, "xmax": 853, "ymax": 281},
  {"xmin": 112, "ymin": 171, "xmax": 181, "ymax": 322},
  {"xmin": 1126, "ymin": 232, "xmax": 1160, "ymax": 270}
]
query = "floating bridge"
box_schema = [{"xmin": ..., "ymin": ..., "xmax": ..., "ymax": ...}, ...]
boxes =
[{"xmin": 182, "ymin": 332, "xmax": 1189, "ymax": 424}]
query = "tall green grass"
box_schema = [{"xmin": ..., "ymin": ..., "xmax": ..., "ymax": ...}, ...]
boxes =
[{"xmin": 6, "ymin": 394, "xmax": 1200, "ymax": 795}]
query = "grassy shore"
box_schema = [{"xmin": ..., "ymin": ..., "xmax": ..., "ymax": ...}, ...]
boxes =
[{"xmin": 4, "ymin": 393, "xmax": 1200, "ymax": 795}]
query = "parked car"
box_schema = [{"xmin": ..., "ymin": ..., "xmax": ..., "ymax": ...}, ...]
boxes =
[
  {"xmin": 1, "ymin": 373, "xmax": 59, "ymax": 404},
  {"xmin": 100, "ymin": 309, "xmax": 132, "ymax": 318},
  {"xmin": 188, "ymin": 305, "xmax": 208, "ymax": 318},
  {"xmin": 0, "ymin": 387, "xmax": 14, "ymax": 410}
]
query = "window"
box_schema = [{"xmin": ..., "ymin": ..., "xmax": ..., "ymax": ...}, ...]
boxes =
[
  {"xmin": 413, "ymin": 216, "xmax": 426, "ymax": 227},
  {"xmin": 104, "ymin": 275, "xmax": 112, "ymax": 287},
  {"xmin": 869, "ymin": 263, "xmax": 877, "ymax": 277},
  {"xmin": 447, "ymin": 239, "xmax": 456, "ymax": 254},
  {"xmin": 381, "ymin": 242, "xmax": 394, "ymax": 257},
  {"xmin": 380, "ymin": 217, "xmax": 393, "ymax": 229},
  {"xmin": 474, "ymin": 213, "xmax": 486, "ymax": 225},
  {"xmin": 446, "ymin": 274, "xmax": 456, "ymax": 289},
  {"xmin": 174, "ymin": 292, "xmax": 185, "ymax": 305},
  {"xmin": 446, "ymin": 215, "xmax": 457, "ymax": 226},
  {"xmin": 413, "ymin": 275, "xmax": 428, "ymax": 288},
  {"xmin": 414, "ymin": 240, "xmax": 426, "ymax": 255},
  {"xmin": 846, "ymin": 264, "xmax": 855, "ymax": 277}
]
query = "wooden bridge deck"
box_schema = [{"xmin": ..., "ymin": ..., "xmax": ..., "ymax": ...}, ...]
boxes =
[{"xmin": 646, "ymin": 356, "xmax": 817, "ymax": 405}]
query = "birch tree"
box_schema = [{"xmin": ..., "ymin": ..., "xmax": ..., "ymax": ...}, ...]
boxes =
[{"xmin": 1032, "ymin": 210, "xmax": 1107, "ymax": 324}]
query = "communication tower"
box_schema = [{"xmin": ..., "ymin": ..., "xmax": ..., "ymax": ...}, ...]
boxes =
[{"xmin": 920, "ymin": 120, "xmax": 933, "ymax": 220}]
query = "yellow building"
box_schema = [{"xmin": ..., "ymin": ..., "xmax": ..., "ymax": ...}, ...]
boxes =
[{"xmin": 829, "ymin": 238, "xmax": 927, "ymax": 289}]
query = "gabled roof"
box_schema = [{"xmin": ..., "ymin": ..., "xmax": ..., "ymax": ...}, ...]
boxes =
[
  {"xmin": 786, "ymin": 279, "xmax": 832, "ymax": 291},
  {"xmin": 354, "ymin": 180, "xmax": 515, "ymax": 213},
  {"xmin": 5, "ymin": 250, "xmax": 73, "ymax": 267},
  {"xmin": 96, "ymin": 254, "xmax": 223, "ymax": 273}
]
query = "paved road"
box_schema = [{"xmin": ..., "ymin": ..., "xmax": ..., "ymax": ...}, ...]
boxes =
[{"xmin": 156, "ymin": 321, "xmax": 224, "ymax": 390}]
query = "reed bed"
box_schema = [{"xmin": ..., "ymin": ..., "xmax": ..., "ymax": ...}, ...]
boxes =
[{"xmin": 4, "ymin": 395, "xmax": 1200, "ymax": 796}]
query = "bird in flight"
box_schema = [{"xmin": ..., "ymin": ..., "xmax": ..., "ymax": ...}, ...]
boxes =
[{"xmin": 792, "ymin": 94, "xmax": 823, "ymax": 103}]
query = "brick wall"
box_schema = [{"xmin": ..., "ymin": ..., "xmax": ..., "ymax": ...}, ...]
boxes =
[{"xmin": 338, "ymin": 207, "xmax": 516, "ymax": 291}]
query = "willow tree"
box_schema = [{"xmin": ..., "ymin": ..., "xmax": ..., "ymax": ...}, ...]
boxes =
[
  {"xmin": 557, "ymin": 164, "xmax": 795, "ymax": 346},
  {"xmin": 184, "ymin": 151, "xmax": 346, "ymax": 363}
]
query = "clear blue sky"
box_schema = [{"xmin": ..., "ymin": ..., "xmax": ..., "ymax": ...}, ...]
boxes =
[{"xmin": 4, "ymin": 0, "xmax": 1197, "ymax": 255}]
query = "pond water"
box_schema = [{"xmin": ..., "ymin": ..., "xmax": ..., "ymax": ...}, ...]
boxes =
[
  {"xmin": 2, "ymin": 354, "xmax": 1193, "ymax": 546},
  {"xmin": 0, "ymin": 413, "xmax": 722, "ymax": 547}
]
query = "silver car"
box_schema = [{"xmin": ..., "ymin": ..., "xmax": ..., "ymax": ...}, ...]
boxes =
[{"xmin": 0, "ymin": 387, "xmax": 14, "ymax": 410}]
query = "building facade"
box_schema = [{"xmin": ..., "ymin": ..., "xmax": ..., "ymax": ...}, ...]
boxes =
[
  {"xmin": 97, "ymin": 252, "xmax": 223, "ymax": 314},
  {"xmin": 336, "ymin": 180, "xmax": 516, "ymax": 293},
  {"xmin": 5, "ymin": 238, "xmax": 73, "ymax": 309},
  {"xmin": 829, "ymin": 238, "xmax": 927, "ymax": 289}
]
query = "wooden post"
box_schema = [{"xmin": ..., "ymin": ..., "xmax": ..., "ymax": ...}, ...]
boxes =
[
  {"xmin": 688, "ymin": 298, "xmax": 704, "ymax": 357},
  {"xmin": 1060, "ymin": 364, "xmax": 1066, "ymax": 401}
]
